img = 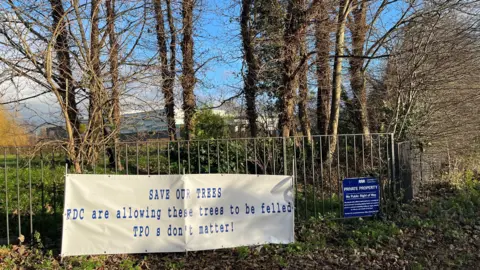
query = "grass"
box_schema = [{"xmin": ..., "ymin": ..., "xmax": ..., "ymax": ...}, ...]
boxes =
[{"xmin": 0, "ymin": 149, "xmax": 363, "ymax": 249}]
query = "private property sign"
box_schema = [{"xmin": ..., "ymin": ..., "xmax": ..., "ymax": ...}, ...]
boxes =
[
  {"xmin": 61, "ymin": 174, "xmax": 294, "ymax": 256},
  {"xmin": 343, "ymin": 177, "xmax": 380, "ymax": 218}
]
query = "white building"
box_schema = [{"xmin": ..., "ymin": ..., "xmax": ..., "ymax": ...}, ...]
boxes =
[
  {"xmin": 119, "ymin": 108, "xmax": 280, "ymax": 139},
  {"xmin": 119, "ymin": 109, "xmax": 184, "ymax": 140}
]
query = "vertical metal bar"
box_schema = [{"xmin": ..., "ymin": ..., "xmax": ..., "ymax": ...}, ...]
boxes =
[
  {"xmin": 147, "ymin": 142, "xmax": 150, "ymax": 175},
  {"xmin": 177, "ymin": 141, "xmax": 181, "ymax": 174},
  {"xmin": 370, "ymin": 134, "xmax": 374, "ymax": 169},
  {"xmin": 244, "ymin": 139, "xmax": 248, "ymax": 174},
  {"xmin": 390, "ymin": 133, "xmax": 396, "ymax": 198},
  {"xmin": 4, "ymin": 148, "xmax": 9, "ymax": 244},
  {"xmin": 197, "ymin": 141, "xmax": 201, "ymax": 173},
  {"xmin": 40, "ymin": 149, "xmax": 44, "ymax": 243},
  {"xmin": 273, "ymin": 139, "xmax": 276, "ymax": 174},
  {"xmin": 378, "ymin": 135, "xmax": 384, "ymax": 213},
  {"xmin": 188, "ymin": 141, "xmax": 191, "ymax": 174},
  {"xmin": 263, "ymin": 139, "xmax": 267, "ymax": 175},
  {"xmin": 16, "ymin": 148, "xmax": 21, "ymax": 237},
  {"xmin": 226, "ymin": 140, "xmax": 230, "ymax": 174},
  {"xmin": 319, "ymin": 137, "xmax": 325, "ymax": 216},
  {"xmin": 125, "ymin": 144, "xmax": 129, "ymax": 175},
  {"xmin": 157, "ymin": 142, "xmax": 160, "ymax": 175},
  {"xmin": 385, "ymin": 135, "xmax": 390, "ymax": 201},
  {"xmin": 385, "ymin": 135, "xmax": 392, "ymax": 202},
  {"xmin": 311, "ymin": 136, "xmax": 316, "ymax": 218},
  {"xmin": 378, "ymin": 135, "xmax": 382, "ymax": 171},
  {"xmin": 136, "ymin": 142, "xmax": 139, "ymax": 175},
  {"xmin": 103, "ymin": 144, "xmax": 107, "ymax": 174},
  {"xmin": 115, "ymin": 143, "xmax": 118, "ymax": 175},
  {"xmin": 254, "ymin": 138, "xmax": 257, "ymax": 175},
  {"xmin": 93, "ymin": 146, "xmax": 96, "ymax": 174},
  {"xmin": 354, "ymin": 136, "xmax": 357, "ymax": 175},
  {"xmin": 362, "ymin": 135, "xmax": 365, "ymax": 172},
  {"xmin": 293, "ymin": 141, "xmax": 298, "ymax": 220},
  {"xmin": 236, "ymin": 140, "xmax": 239, "ymax": 173},
  {"xmin": 328, "ymin": 136, "xmax": 333, "ymax": 213},
  {"xmin": 29, "ymin": 157, "xmax": 32, "ymax": 242},
  {"xmin": 80, "ymin": 146, "xmax": 84, "ymax": 173},
  {"xmin": 208, "ymin": 140, "xmax": 211, "ymax": 174},
  {"xmin": 345, "ymin": 136, "xmax": 348, "ymax": 178},
  {"xmin": 302, "ymin": 137, "xmax": 307, "ymax": 219},
  {"xmin": 337, "ymin": 136, "xmax": 341, "ymax": 218},
  {"xmin": 168, "ymin": 142, "xmax": 171, "ymax": 175},
  {"xmin": 283, "ymin": 137, "xmax": 287, "ymax": 175},
  {"xmin": 41, "ymin": 150, "xmax": 44, "ymax": 215},
  {"xmin": 217, "ymin": 140, "xmax": 220, "ymax": 173}
]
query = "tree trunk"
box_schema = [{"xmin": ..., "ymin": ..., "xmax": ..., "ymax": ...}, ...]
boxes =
[
  {"xmin": 49, "ymin": 0, "xmax": 80, "ymax": 172},
  {"xmin": 279, "ymin": 0, "xmax": 302, "ymax": 138},
  {"xmin": 87, "ymin": 0, "xmax": 105, "ymax": 163},
  {"xmin": 279, "ymin": 0, "xmax": 323, "ymax": 138},
  {"xmin": 349, "ymin": 0, "xmax": 371, "ymax": 139},
  {"xmin": 240, "ymin": 0, "xmax": 258, "ymax": 137},
  {"xmin": 106, "ymin": 0, "xmax": 123, "ymax": 171},
  {"xmin": 154, "ymin": 0, "xmax": 177, "ymax": 141},
  {"xmin": 298, "ymin": 12, "xmax": 311, "ymax": 142},
  {"xmin": 315, "ymin": 3, "xmax": 331, "ymax": 136},
  {"xmin": 166, "ymin": 0, "xmax": 177, "ymax": 140},
  {"xmin": 106, "ymin": 0, "xmax": 120, "ymax": 131},
  {"xmin": 181, "ymin": 0, "xmax": 196, "ymax": 140},
  {"xmin": 328, "ymin": 0, "xmax": 351, "ymax": 157}
]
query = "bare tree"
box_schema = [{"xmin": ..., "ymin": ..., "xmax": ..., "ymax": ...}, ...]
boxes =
[
  {"xmin": 181, "ymin": 0, "xmax": 196, "ymax": 140},
  {"xmin": 105, "ymin": 0, "xmax": 124, "ymax": 170},
  {"xmin": 315, "ymin": 2, "xmax": 332, "ymax": 136},
  {"xmin": 348, "ymin": 0, "xmax": 370, "ymax": 138},
  {"xmin": 240, "ymin": 0, "xmax": 258, "ymax": 137},
  {"xmin": 106, "ymin": 0, "xmax": 120, "ymax": 131},
  {"xmin": 279, "ymin": 0, "xmax": 301, "ymax": 138},
  {"xmin": 2, "ymin": 0, "xmax": 148, "ymax": 169},
  {"xmin": 297, "ymin": 0, "xmax": 311, "ymax": 141},
  {"xmin": 346, "ymin": 0, "xmax": 414, "ymax": 141},
  {"xmin": 328, "ymin": 0, "xmax": 352, "ymax": 157},
  {"xmin": 165, "ymin": 0, "xmax": 177, "ymax": 139},
  {"xmin": 279, "ymin": 0, "xmax": 321, "ymax": 138},
  {"xmin": 376, "ymin": 9, "xmax": 480, "ymax": 142},
  {"xmin": 49, "ymin": 0, "xmax": 81, "ymax": 171},
  {"xmin": 84, "ymin": 0, "xmax": 108, "ymax": 161},
  {"xmin": 154, "ymin": 0, "xmax": 177, "ymax": 141}
]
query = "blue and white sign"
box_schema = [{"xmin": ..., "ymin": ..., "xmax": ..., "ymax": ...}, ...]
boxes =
[{"xmin": 343, "ymin": 177, "xmax": 380, "ymax": 218}]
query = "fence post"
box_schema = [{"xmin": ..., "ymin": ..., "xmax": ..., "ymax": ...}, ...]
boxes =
[
  {"xmin": 4, "ymin": 148, "xmax": 9, "ymax": 245},
  {"xmin": 283, "ymin": 137, "xmax": 287, "ymax": 175},
  {"xmin": 16, "ymin": 148, "xmax": 21, "ymax": 239},
  {"xmin": 404, "ymin": 142, "xmax": 414, "ymax": 201},
  {"xmin": 389, "ymin": 134, "xmax": 396, "ymax": 202}
]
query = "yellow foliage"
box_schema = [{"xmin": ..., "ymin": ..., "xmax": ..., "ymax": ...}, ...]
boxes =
[{"xmin": 0, "ymin": 106, "xmax": 30, "ymax": 146}]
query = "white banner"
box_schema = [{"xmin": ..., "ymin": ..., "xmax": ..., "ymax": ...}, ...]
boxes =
[{"xmin": 61, "ymin": 174, "xmax": 294, "ymax": 256}]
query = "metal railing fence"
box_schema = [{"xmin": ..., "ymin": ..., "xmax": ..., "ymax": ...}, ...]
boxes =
[{"xmin": 0, "ymin": 133, "xmax": 397, "ymax": 248}]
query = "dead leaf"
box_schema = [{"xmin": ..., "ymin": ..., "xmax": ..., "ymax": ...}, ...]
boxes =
[
  {"xmin": 18, "ymin": 246, "xmax": 25, "ymax": 256},
  {"xmin": 18, "ymin": 234, "xmax": 25, "ymax": 244}
]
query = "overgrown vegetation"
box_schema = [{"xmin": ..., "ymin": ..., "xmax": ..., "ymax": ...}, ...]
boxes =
[{"xmin": 0, "ymin": 180, "xmax": 478, "ymax": 269}]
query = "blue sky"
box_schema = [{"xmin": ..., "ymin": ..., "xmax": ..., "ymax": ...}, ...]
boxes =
[
  {"xmin": 194, "ymin": 0, "xmax": 243, "ymax": 104},
  {"xmin": 1, "ymin": 0, "xmax": 413, "ymax": 127},
  {"xmin": 194, "ymin": 0, "xmax": 412, "ymax": 100}
]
